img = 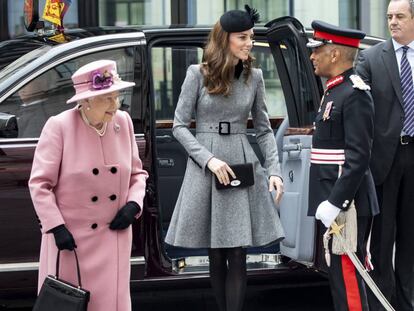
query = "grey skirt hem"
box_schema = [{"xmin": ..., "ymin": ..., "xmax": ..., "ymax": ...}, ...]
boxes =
[{"xmin": 165, "ymin": 235, "xmax": 285, "ymax": 249}]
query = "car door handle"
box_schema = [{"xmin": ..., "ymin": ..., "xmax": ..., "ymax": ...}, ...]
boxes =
[
  {"xmin": 283, "ymin": 143, "xmax": 302, "ymax": 159},
  {"xmin": 157, "ymin": 158, "xmax": 175, "ymax": 168},
  {"xmin": 283, "ymin": 143, "xmax": 302, "ymax": 151},
  {"xmin": 156, "ymin": 134, "xmax": 173, "ymax": 143}
]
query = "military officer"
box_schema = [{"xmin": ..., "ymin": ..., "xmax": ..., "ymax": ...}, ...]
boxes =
[{"xmin": 307, "ymin": 21, "xmax": 379, "ymax": 311}]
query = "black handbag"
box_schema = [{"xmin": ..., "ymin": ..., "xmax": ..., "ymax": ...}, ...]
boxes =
[
  {"xmin": 215, "ymin": 163, "xmax": 255, "ymax": 190},
  {"xmin": 33, "ymin": 250, "xmax": 90, "ymax": 311}
]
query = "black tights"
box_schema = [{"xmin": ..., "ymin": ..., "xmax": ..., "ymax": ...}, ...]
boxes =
[{"xmin": 208, "ymin": 247, "xmax": 247, "ymax": 311}]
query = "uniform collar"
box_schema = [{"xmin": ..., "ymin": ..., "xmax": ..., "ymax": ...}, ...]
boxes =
[{"xmin": 325, "ymin": 68, "xmax": 354, "ymax": 90}]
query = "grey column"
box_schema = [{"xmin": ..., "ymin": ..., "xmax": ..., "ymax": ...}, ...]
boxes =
[
  {"xmin": 359, "ymin": 0, "xmax": 371, "ymax": 34},
  {"xmin": 171, "ymin": 0, "xmax": 189, "ymax": 24},
  {"xmin": 78, "ymin": 0, "xmax": 99, "ymax": 27},
  {"xmin": 0, "ymin": 1, "xmax": 9, "ymax": 41}
]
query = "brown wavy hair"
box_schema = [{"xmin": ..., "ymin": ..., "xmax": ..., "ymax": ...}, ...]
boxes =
[{"xmin": 201, "ymin": 22, "xmax": 254, "ymax": 96}]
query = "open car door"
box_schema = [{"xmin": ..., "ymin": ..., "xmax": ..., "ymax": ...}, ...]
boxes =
[{"xmin": 265, "ymin": 17, "xmax": 324, "ymax": 266}]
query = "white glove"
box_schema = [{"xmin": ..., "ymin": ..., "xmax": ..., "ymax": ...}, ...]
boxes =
[{"xmin": 315, "ymin": 200, "xmax": 341, "ymax": 228}]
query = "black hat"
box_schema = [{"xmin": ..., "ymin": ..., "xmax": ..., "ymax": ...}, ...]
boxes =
[
  {"xmin": 307, "ymin": 20, "xmax": 366, "ymax": 49},
  {"xmin": 220, "ymin": 5, "xmax": 260, "ymax": 33}
]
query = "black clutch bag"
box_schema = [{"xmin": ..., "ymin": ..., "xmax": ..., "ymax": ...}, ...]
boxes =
[
  {"xmin": 215, "ymin": 163, "xmax": 255, "ymax": 190},
  {"xmin": 33, "ymin": 250, "xmax": 90, "ymax": 311}
]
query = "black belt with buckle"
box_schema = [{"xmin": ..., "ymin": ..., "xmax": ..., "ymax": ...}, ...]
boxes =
[
  {"xmin": 218, "ymin": 121, "xmax": 231, "ymax": 135},
  {"xmin": 196, "ymin": 122, "xmax": 246, "ymax": 135},
  {"xmin": 400, "ymin": 135, "xmax": 414, "ymax": 145}
]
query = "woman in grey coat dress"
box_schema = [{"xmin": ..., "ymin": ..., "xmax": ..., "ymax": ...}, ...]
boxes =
[{"xmin": 165, "ymin": 5, "xmax": 285, "ymax": 311}]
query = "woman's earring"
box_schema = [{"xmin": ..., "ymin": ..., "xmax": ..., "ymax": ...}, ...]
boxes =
[{"xmin": 84, "ymin": 99, "xmax": 91, "ymax": 110}]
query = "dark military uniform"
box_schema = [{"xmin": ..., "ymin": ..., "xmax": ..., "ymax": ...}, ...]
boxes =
[
  {"xmin": 309, "ymin": 68, "xmax": 379, "ymax": 218},
  {"xmin": 307, "ymin": 20, "xmax": 380, "ymax": 311},
  {"xmin": 309, "ymin": 69, "xmax": 380, "ymax": 311}
]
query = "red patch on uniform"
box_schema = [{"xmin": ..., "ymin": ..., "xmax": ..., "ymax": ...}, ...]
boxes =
[
  {"xmin": 326, "ymin": 75, "xmax": 344, "ymax": 90},
  {"xmin": 341, "ymin": 255, "xmax": 363, "ymax": 311}
]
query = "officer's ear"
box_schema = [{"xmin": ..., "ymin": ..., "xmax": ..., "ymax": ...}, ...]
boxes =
[{"xmin": 330, "ymin": 47, "xmax": 341, "ymax": 63}]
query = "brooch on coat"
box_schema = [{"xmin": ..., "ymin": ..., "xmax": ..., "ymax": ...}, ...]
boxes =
[
  {"xmin": 322, "ymin": 101, "xmax": 333, "ymax": 121},
  {"xmin": 114, "ymin": 123, "xmax": 120, "ymax": 133}
]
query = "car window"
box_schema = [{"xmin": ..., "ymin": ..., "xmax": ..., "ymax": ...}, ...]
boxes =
[
  {"xmin": 0, "ymin": 45, "xmax": 52, "ymax": 84},
  {"xmin": 151, "ymin": 44, "xmax": 287, "ymax": 122},
  {"xmin": 251, "ymin": 44, "xmax": 287, "ymax": 118},
  {"xmin": 152, "ymin": 46, "xmax": 204, "ymax": 121},
  {"xmin": 0, "ymin": 47, "xmax": 135, "ymax": 139}
]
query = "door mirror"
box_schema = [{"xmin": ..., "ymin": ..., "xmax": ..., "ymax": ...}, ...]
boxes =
[{"xmin": 0, "ymin": 113, "xmax": 18, "ymax": 138}]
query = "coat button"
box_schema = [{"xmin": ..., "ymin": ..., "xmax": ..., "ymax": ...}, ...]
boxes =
[
  {"xmin": 92, "ymin": 168, "xmax": 99, "ymax": 175},
  {"xmin": 110, "ymin": 167, "xmax": 117, "ymax": 174},
  {"xmin": 109, "ymin": 194, "xmax": 117, "ymax": 201},
  {"xmin": 342, "ymin": 203, "xmax": 347, "ymax": 208},
  {"xmin": 91, "ymin": 196, "xmax": 98, "ymax": 202},
  {"xmin": 91, "ymin": 223, "xmax": 98, "ymax": 229},
  {"xmin": 39, "ymin": 224, "xmax": 43, "ymax": 229}
]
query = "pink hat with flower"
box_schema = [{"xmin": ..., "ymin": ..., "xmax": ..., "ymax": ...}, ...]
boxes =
[{"xmin": 66, "ymin": 60, "xmax": 135, "ymax": 104}]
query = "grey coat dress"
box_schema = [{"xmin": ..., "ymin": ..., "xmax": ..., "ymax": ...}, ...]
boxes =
[{"xmin": 165, "ymin": 64, "xmax": 285, "ymax": 248}]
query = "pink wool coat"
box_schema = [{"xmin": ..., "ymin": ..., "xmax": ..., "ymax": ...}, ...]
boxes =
[{"xmin": 29, "ymin": 108, "xmax": 148, "ymax": 311}]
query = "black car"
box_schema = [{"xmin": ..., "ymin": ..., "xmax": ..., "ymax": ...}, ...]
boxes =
[{"xmin": 0, "ymin": 17, "xmax": 383, "ymax": 307}]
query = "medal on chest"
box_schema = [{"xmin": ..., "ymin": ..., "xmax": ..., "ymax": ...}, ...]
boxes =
[
  {"xmin": 318, "ymin": 74, "xmax": 343, "ymax": 118},
  {"xmin": 322, "ymin": 101, "xmax": 333, "ymax": 121}
]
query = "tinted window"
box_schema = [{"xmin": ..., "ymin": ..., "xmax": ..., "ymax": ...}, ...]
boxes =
[
  {"xmin": 0, "ymin": 45, "xmax": 52, "ymax": 83},
  {"xmin": 0, "ymin": 47, "xmax": 135, "ymax": 139},
  {"xmin": 152, "ymin": 46, "xmax": 203, "ymax": 121},
  {"xmin": 279, "ymin": 37, "xmax": 317, "ymax": 125},
  {"xmin": 251, "ymin": 44, "xmax": 287, "ymax": 118}
]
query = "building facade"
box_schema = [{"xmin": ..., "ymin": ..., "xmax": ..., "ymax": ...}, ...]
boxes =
[{"xmin": 1, "ymin": 0, "xmax": 390, "ymax": 41}]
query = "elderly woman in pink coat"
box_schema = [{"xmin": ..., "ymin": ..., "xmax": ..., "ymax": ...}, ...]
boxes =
[{"xmin": 29, "ymin": 60, "xmax": 148, "ymax": 311}]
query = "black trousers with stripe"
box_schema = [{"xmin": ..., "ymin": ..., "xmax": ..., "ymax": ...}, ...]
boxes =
[
  {"xmin": 324, "ymin": 217, "xmax": 371, "ymax": 311},
  {"xmin": 367, "ymin": 143, "xmax": 414, "ymax": 311}
]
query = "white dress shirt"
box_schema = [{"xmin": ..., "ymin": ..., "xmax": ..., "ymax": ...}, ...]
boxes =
[
  {"xmin": 392, "ymin": 39, "xmax": 414, "ymax": 78},
  {"xmin": 392, "ymin": 39, "xmax": 414, "ymax": 136}
]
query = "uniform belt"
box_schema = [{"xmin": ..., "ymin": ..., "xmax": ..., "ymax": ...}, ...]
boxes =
[
  {"xmin": 196, "ymin": 122, "xmax": 247, "ymax": 135},
  {"xmin": 400, "ymin": 135, "xmax": 414, "ymax": 145},
  {"xmin": 310, "ymin": 148, "xmax": 345, "ymax": 165}
]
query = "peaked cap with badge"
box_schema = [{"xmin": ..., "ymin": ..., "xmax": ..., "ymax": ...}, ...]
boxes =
[
  {"xmin": 307, "ymin": 20, "xmax": 365, "ymax": 49},
  {"xmin": 219, "ymin": 4, "xmax": 260, "ymax": 32}
]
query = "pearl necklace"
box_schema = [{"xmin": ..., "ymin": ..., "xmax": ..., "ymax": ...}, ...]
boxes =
[{"xmin": 78, "ymin": 107, "xmax": 108, "ymax": 137}]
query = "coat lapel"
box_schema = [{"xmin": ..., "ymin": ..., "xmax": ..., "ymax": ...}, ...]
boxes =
[{"xmin": 382, "ymin": 39, "xmax": 403, "ymax": 106}]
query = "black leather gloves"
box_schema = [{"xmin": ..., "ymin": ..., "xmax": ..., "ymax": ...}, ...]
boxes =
[
  {"xmin": 49, "ymin": 225, "xmax": 77, "ymax": 251},
  {"xmin": 109, "ymin": 201, "xmax": 141, "ymax": 230}
]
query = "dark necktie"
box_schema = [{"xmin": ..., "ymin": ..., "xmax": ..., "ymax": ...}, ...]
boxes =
[{"xmin": 400, "ymin": 46, "xmax": 414, "ymax": 136}]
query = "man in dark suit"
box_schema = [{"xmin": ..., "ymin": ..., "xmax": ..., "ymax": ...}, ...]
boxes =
[
  {"xmin": 307, "ymin": 20, "xmax": 379, "ymax": 311},
  {"xmin": 356, "ymin": 0, "xmax": 414, "ymax": 310}
]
